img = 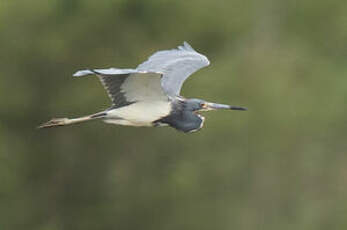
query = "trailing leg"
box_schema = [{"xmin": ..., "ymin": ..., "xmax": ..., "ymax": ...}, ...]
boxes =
[{"xmin": 38, "ymin": 112, "xmax": 107, "ymax": 129}]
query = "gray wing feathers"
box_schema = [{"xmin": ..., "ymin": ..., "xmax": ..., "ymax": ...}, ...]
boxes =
[
  {"xmin": 73, "ymin": 68, "xmax": 165, "ymax": 107},
  {"xmin": 137, "ymin": 42, "xmax": 210, "ymax": 96},
  {"xmin": 74, "ymin": 68, "xmax": 138, "ymax": 108},
  {"xmin": 72, "ymin": 42, "xmax": 209, "ymax": 103},
  {"xmin": 98, "ymin": 74, "xmax": 133, "ymax": 108}
]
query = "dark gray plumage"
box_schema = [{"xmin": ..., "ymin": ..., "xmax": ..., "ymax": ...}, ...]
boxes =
[{"xmin": 154, "ymin": 100, "xmax": 204, "ymax": 133}]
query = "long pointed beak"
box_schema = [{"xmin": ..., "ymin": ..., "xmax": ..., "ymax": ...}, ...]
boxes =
[{"xmin": 205, "ymin": 102, "xmax": 247, "ymax": 111}]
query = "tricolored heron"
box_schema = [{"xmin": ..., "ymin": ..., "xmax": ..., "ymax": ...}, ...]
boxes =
[{"xmin": 39, "ymin": 42, "xmax": 246, "ymax": 132}]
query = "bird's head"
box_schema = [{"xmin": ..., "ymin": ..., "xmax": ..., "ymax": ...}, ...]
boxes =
[{"xmin": 185, "ymin": 98, "xmax": 247, "ymax": 112}]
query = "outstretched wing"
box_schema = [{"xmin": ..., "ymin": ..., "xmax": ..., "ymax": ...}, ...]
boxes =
[
  {"xmin": 137, "ymin": 42, "xmax": 210, "ymax": 97},
  {"xmin": 73, "ymin": 42, "xmax": 209, "ymax": 107},
  {"xmin": 73, "ymin": 69, "xmax": 168, "ymax": 108}
]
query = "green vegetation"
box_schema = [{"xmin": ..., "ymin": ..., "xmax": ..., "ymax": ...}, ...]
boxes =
[{"xmin": 1, "ymin": 0, "xmax": 347, "ymax": 229}]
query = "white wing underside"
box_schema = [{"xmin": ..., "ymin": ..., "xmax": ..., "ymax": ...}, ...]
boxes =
[{"xmin": 120, "ymin": 73, "xmax": 167, "ymax": 102}]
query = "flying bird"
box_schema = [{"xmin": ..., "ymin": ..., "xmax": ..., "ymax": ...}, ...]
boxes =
[{"xmin": 39, "ymin": 42, "xmax": 246, "ymax": 132}]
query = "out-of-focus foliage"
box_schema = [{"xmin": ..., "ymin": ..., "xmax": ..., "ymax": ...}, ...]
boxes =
[{"xmin": 1, "ymin": 0, "xmax": 347, "ymax": 229}]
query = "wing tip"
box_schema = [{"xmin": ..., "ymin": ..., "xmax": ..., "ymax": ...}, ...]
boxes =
[
  {"xmin": 178, "ymin": 41, "xmax": 195, "ymax": 52},
  {"xmin": 178, "ymin": 41, "xmax": 210, "ymax": 65},
  {"xmin": 73, "ymin": 69, "xmax": 94, "ymax": 77},
  {"xmin": 183, "ymin": 41, "xmax": 194, "ymax": 50}
]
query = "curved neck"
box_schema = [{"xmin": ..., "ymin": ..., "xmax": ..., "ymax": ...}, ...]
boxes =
[{"xmin": 154, "ymin": 101, "xmax": 204, "ymax": 132}]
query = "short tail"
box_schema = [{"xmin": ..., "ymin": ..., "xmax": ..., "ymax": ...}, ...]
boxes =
[{"xmin": 37, "ymin": 112, "xmax": 106, "ymax": 129}]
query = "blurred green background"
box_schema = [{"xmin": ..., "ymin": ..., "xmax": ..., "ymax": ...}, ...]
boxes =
[{"xmin": 1, "ymin": 0, "xmax": 347, "ymax": 229}]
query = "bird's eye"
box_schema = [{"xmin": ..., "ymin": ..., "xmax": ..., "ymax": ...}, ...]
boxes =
[{"xmin": 200, "ymin": 103, "xmax": 206, "ymax": 108}]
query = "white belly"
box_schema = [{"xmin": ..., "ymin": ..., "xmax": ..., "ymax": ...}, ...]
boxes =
[{"xmin": 104, "ymin": 101, "xmax": 171, "ymax": 126}]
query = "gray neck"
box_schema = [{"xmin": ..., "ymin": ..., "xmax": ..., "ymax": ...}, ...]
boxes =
[{"xmin": 153, "ymin": 100, "xmax": 204, "ymax": 133}]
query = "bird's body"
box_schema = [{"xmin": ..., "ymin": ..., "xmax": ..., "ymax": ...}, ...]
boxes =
[
  {"xmin": 39, "ymin": 42, "xmax": 246, "ymax": 132},
  {"xmin": 105, "ymin": 100, "xmax": 171, "ymax": 127}
]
